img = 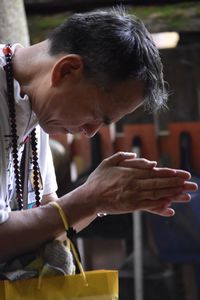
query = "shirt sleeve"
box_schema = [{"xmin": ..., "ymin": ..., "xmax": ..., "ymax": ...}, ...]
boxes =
[
  {"xmin": 37, "ymin": 127, "xmax": 58, "ymax": 196},
  {"xmin": 0, "ymin": 205, "xmax": 9, "ymax": 223}
]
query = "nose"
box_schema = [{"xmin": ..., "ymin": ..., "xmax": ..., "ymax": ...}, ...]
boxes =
[{"xmin": 81, "ymin": 121, "xmax": 103, "ymax": 138}]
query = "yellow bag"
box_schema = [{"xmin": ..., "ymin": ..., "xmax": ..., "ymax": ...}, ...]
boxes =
[
  {"xmin": 0, "ymin": 269, "xmax": 118, "ymax": 300},
  {"xmin": 0, "ymin": 202, "xmax": 118, "ymax": 299}
]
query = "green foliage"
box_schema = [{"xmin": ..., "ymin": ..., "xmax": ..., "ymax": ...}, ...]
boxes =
[
  {"xmin": 27, "ymin": 2, "xmax": 200, "ymax": 43},
  {"xmin": 28, "ymin": 13, "xmax": 70, "ymax": 43},
  {"xmin": 128, "ymin": 2, "xmax": 200, "ymax": 32}
]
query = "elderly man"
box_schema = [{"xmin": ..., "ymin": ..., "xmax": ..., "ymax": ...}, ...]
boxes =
[{"xmin": 0, "ymin": 8, "xmax": 197, "ymax": 264}]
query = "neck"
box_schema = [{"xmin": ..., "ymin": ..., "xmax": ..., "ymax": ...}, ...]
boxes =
[
  {"xmin": 12, "ymin": 40, "xmax": 59, "ymax": 112},
  {"xmin": 12, "ymin": 40, "xmax": 55, "ymax": 96}
]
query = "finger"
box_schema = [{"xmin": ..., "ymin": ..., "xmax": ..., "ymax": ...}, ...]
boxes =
[
  {"xmin": 172, "ymin": 169, "xmax": 191, "ymax": 180},
  {"xmin": 116, "ymin": 167, "xmax": 177, "ymax": 180},
  {"xmin": 142, "ymin": 198, "xmax": 175, "ymax": 217},
  {"xmin": 118, "ymin": 158, "xmax": 157, "ymax": 169},
  {"xmin": 136, "ymin": 177, "xmax": 185, "ymax": 190},
  {"xmin": 103, "ymin": 152, "xmax": 137, "ymax": 167},
  {"xmin": 170, "ymin": 193, "xmax": 191, "ymax": 203},
  {"xmin": 153, "ymin": 168, "xmax": 195, "ymax": 180},
  {"xmin": 140, "ymin": 186, "xmax": 183, "ymax": 200},
  {"xmin": 183, "ymin": 181, "xmax": 198, "ymax": 192},
  {"xmin": 144, "ymin": 167, "xmax": 196, "ymax": 180},
  {"xmin": 129, "ymin": 167, "xmax": 182, "ymax": 179},
  {"xmin": 153, "ymin": 167, "xmax": 184, "ymax": 177},
  {"xmin": 145, "ymin": 207, "xmax": 175, "ymax": 217}
]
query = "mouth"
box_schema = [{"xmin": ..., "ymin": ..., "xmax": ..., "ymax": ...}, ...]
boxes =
[
  {"xmin": 66, "ymin": 127, "xmax": 84, "ymax": 135},
  {"xmin": 39, "ymin": 118, "xmax": 85, "ymax": 135}
]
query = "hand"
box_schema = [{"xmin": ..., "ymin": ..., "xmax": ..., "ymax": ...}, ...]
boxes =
[
  {"xmin": 86, "ymin": 152, "xmax": 198, "ymax": 217},
  {"xmin": 119, "ymin": 156, "xmax": 198, "ymax": 216}
]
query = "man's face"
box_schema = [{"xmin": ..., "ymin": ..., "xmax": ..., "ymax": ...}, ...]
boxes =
[{"xmin": 36, "ymin": 77, "xmax": 145, "ymax": 137}]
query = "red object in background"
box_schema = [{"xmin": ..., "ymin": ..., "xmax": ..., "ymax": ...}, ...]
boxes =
[{"xmin": 115, "ymin": 124, "xmax": 158, "ymax": 161}]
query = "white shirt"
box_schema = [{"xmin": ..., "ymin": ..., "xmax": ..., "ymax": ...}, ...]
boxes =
[{"xmin": 0, "ymin": 44, "xmax": 57, "ymax": 223}]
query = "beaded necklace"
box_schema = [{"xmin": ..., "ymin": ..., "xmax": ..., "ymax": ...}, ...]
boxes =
[{"xmin": 3, "ymin": 44, "xmax": 41, "ymax": 210}]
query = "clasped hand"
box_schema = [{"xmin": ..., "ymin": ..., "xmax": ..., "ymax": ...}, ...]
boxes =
[{"xmin": 85, "ymin": 152, "xmax": 198, "ymax": 217}]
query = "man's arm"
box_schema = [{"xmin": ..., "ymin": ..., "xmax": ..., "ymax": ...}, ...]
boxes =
[
  {"xmin": 41, "ymin": 192, "xmax": 58, "ymax": 205},
  {"xmin": 0, "ymin": 152, "xmax": 197, "ymax": 263}
]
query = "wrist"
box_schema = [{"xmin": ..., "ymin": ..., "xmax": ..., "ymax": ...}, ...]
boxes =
[{"xmin": 58, "ymin": 184, "xmax": 97, "ymax": 232}]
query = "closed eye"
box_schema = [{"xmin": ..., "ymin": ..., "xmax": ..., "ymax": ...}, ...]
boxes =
[{"xmin": 103, "ymin": 115, "xmax": 112, "ymax": 125}]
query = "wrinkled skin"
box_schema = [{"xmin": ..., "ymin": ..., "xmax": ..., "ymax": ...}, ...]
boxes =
[{"xmin": 85, "ymin": 152, "xmax": 197, "ymax": 218}]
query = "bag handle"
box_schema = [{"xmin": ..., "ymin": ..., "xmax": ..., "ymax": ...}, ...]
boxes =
[{"xmin": 49, "ymin": 201, "xmax": 87, "ymax": 284}]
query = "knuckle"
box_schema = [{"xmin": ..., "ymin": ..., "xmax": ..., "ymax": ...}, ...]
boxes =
[
  {"xmin": 141, "ymin": 158, "xmax": 149, "ymax": 164},
  {"xmin": 152, "ymin": 179, "xmax": 158, "ymax": 189},
  {"xmin": 134, "ymin": 180, "xmax": 141, "ymax": 191},
  {"xmin": 116, "ymin": 151, "xmax": 126, "ymax": 158},
  {"xmin": 149, "ymin": 169, "xmax": 155, "ymax": 178},
  {"xmin": 151, "ymin": 189, "xmax": 159, "ymax": 199}
]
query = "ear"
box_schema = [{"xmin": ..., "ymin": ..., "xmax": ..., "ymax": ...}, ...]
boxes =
[{"xmin": 51, "ymin": 54, "xmax": 83, "ymax": 86}]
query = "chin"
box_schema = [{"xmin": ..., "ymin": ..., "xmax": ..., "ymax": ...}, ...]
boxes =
[
  {"xmin": 39, "ymin": 123, "xmax": 57, "ymax": 134},
  {"xmin": 39, "ymin": 120, "xmax": 70, "ymax": 135},
  {"xmin": 46, "ymin": 127, "xmax": 69, "ymax": 135}
]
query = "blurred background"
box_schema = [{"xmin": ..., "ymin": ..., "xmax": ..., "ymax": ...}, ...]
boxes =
[{"xmin": 1, "ymin": 1, "xmax": 200, "ymax": 299}]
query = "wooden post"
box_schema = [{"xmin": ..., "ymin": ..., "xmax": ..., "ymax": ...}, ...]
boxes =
[{"xmin": 0, "ymin": 0, "xmax": 29, "ymax": 46}]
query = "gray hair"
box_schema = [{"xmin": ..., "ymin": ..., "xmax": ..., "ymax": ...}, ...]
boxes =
[{"xmin": 48, "ymin": 8, "xmax": 167, "ymax": 111}]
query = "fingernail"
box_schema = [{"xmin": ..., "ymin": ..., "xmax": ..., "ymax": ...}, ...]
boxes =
[
  {"xmin": 167, "ymin": 208, "xmax": 175, "ymax": 216},
  {"xmin": 150, "ymin": 161, "xmax": 157, "ymax": 165},
  {"xmin": 123, "ymin": 152, "xmax": 137, "ymax": 157}
]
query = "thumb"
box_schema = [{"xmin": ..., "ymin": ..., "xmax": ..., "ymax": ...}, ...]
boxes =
[
  {"xmin": 118, "ymin": 158, "xmax": 157, "ymax": 169},
  {"xmin": 102, "ymin": 152, "xmax": 137, "ymax": 167}
]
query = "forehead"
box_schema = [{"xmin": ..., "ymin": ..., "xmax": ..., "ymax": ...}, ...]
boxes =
[{"xmin": 100, "ymin": 79, "xmax": 145, "ymax": 122}]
